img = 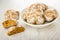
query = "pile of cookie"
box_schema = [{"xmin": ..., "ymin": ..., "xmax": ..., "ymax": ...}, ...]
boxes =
[
  {"xmin": 22, "ymin": 3, "xmax": 57, "ymax": 25},
  {"xmin": 2, "ymin": 10, "xmax": 25, "ymax": 36}
]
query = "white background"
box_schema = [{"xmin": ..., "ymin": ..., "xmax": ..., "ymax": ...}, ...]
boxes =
[{"xmin": 0, "ymin": 0, "xmax": 60, "ymax": 40}]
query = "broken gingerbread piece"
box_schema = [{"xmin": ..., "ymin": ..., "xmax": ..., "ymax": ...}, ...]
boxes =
[
  {"xmin": 2, "ymin": 20, "xmax": 17, "ymax": 28},
  {"xmin": 7, "ymin": 26, "xmax": 25, "ymax": 36}
]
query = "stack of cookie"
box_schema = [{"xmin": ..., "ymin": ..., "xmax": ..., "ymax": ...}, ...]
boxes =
[{"xmin": 2, "ymin": 9, "xmax": 25, "ymax": 36}]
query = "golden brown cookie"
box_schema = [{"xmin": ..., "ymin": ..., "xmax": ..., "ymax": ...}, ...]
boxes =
[
  {"xmin": 2, "ymin": 20, "xmax": 17, "ymax": 28},
  {"xmin": 7, "ymin": 27, "xmax": 25, "ymax": 36}
]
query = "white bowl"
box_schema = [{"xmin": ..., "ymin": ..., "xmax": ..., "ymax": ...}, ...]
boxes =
[{"xmin": 20, "ymin": 8, "xmax": 59, "ymax": 28}]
